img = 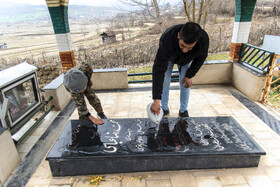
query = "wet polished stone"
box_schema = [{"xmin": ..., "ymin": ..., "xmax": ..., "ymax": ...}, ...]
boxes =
[{"xmin": 46, "ymin": 117, "xmax": 266, "ymax": 176}]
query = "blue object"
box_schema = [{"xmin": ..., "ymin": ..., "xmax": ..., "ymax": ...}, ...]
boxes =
[{"xmin": 161, "ymin": 61, "xmax": 191, "ymax": 112}]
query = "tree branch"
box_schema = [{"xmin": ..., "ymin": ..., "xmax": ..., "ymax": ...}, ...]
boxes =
[{"xmin": 197, "ymin": 0, "xmax": 204, "ymax": 24}]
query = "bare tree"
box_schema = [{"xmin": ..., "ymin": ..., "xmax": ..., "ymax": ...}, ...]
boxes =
[
  {"xmin": 182, "ymin": 0, "xmax": 212, "ymax": 26},
  {"xmin": 272, "ymin": 0, "xmax": 280, "ymax": 16},
  {"xmin": 118, "ymin": 13, "xmax": 132, "ymax": 39},
  {"xmin": 120, "ymin": 0, "xmax": 165, "ymax": 33},
  {"xmin": 129, "ymin": 13, "xmax": 136, "ymax": 26},
  {"xmin": 80, "ymin": 26, "xmax": 87, "ymax": 41}
]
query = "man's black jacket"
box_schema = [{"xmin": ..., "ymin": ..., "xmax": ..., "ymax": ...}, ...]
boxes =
[{"xmin": 152, "ymin": 24, "xmax": 209, "ymax": 100}]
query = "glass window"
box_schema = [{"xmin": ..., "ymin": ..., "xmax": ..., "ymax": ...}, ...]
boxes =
[{"xmin": 4, "ymin": 78, "xmax": 38, "ymax": 123}]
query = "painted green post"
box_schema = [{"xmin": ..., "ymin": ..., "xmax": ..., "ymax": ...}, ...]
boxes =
[
  {"xmin": 229, "ymin": 0, "xmax": 257, "ymax": 62},
  {"xmin": 45, "ymin": 0, "xmax": 76, "ymax": 72}
]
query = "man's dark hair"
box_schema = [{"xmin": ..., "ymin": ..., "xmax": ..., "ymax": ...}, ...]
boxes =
[{"xmin": 179, "ymin": 22, "xmax": 202, "ymax": 44}]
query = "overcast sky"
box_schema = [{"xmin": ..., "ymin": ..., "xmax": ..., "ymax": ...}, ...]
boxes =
[
  {"xmin": 1, "ymin": 0, "xmax": 181, "ymax": 7},
  {"xmin": 1, "ymin": 0, "xmax": 120, "ymax": 6}
]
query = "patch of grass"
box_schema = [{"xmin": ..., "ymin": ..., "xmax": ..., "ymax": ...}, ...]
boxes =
[
  {"xmin": 206, "ymin": 52, "xmax": 229, "ymax": 61},
  {"xmin": 268, "ymin": 92, "xmax": 280, "ymax": 109},
  {"xmin": 128, "ymin": 66, "xmax": 153, "ymax": 74},
  {"xmin": 128, "ymin": 66, "xmax": 153, "ymax": 82},
  {"xmin": 127, "ymin": 64, "xmax": 180, "ymax": 82},
  {"xmin": 127, "ymin": 52, "xmax": 230, "ymax": 82}
]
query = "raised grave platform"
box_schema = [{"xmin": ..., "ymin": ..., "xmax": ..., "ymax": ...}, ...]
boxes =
[{"xmin": 46, "ymin": 117, "xmax": 265, "ymax": 176}]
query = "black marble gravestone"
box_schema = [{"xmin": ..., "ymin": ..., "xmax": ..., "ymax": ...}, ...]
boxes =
[{"xmin": 46, "ymin": 117, "xmax": 265, "ymax": 176}]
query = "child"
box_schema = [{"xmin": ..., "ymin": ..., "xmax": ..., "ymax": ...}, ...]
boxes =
[{"xmin": 63, "ymin": 63, "xmax": 107, "ymax": 125}]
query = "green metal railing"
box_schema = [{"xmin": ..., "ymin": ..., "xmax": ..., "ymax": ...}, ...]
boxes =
[
  {"xmin": 240, "ymin": 43, "xmax": 275, "ymax": 74},
  {"xmin": 128, "ymin": 70, "xmax": 179, "ymax": 83},
  {"xmin": 10, "ymin": 96, "xmax": 55, "ymax": 145}
]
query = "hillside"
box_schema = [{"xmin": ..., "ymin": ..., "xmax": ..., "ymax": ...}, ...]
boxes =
[
  {"xmin": 0, "ymin": 1, "xmax": 279, "ymax": 69},
  {"xmin": 0, "ymin": 2, "xmax": 121, "ymax": 23}
]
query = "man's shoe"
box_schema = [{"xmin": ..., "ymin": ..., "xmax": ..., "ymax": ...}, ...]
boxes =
[
  {"xmin": 98, "ymin": 112, "xmax": 107, "ymax": 119},
  {"xmin": 163, "ymin": 109, "xmax": 170, "ymax": 117},
  {"xmin": 179, "ymin": 110, "xmax": 189, "ymax": 117}
]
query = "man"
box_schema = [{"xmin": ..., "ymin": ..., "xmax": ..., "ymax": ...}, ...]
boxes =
[
  {"xmin": 151, "ymin": 22, "xmax": 209, "ymax": 117},
  {"xmin": 64, "ymin": 63, "xmax": 107, "ymax": 125}
]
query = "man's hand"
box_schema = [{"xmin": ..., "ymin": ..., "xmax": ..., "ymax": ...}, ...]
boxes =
[
  {"xmin": 151, "ymin": 99, "xmax": 161, "ymax": 115},
  {"xmin": 89, "ymin": 80, "xmax": 93, "ymax": 87},
  {"xmin": 89, "ymin": 115, "xmax": 104, "ymax": 125},
  {"xmin": 182, "ymin": 77, "xmax": 192, "ymax": 88}
]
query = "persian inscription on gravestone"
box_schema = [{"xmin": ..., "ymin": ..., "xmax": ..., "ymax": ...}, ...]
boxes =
[
  {"xmin": 46, "ymin": 117, "xmax": 266, "ymax": 176},
  {"xmin": 55, "ymin": 117, "xmax": 262, "ymax": 156}
]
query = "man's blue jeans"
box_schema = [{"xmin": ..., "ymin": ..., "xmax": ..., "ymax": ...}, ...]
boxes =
[{"xmin": 161, "ymin": 61, "xmax": 191, "ymax": 113}]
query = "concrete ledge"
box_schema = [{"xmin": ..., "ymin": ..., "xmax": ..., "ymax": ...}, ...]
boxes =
[
  {"xmin": 41, "ymin": 61, "xmax": 267, "ymax": 106},
  {"xmin": 190, "ymin": 60, "xmax": 267, "ymax": 102},
  {"xmin": 0, "ymin": 128, "xmax": 20, "ymax": 184},
  {"xmin": 91, "ymin": 68, "xmax": 128, "ymax": 90},
  {"xmin": 42, "ymin": 68, "xmax": 129, "ymax": 110},
  {"xmin": 172, "ymin": 60, "xmax": 267, "ymax": 101},
  {"xmin": 42, "ymin": 74, "xmax": 71, "ymax": 111},
  {"xmin": 193, "ymin": 60, "xmax": 232, "ymax": 84},
  {"xmin": 232, "ymin": 62, "xmax": 267, "ymax": 102}
]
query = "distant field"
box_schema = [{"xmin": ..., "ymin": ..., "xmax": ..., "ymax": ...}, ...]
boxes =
[
  {"xmin": 0, "ymin": 20, "xmax": 113, "ymax": 62},
  {"xmin": 0, "ymin": 19, "xmax": 155, "ymax": 66},
  {"xmin": 1, "ymin": 14, "xmax": 277, "ymax": 69}
]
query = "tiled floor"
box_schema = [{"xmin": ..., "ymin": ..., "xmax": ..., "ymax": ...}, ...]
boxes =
[{"xmin": 13, "ymin": 84, "xmax": 280, "ymax": 187}]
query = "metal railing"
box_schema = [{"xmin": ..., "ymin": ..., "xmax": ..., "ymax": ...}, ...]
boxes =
[
  {"xmin": 240, "ymin": 43, "xmax": 275, "ymax": 74},
  {"xmin": 128, "ymin": 70, "xmax": 179, "ymax": 83}
]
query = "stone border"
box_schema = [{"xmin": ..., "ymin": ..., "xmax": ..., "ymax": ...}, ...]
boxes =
[
  {"xmin": 0, "ymin": 129, "xmax": 20, "ymax": 184},
  {"xmin": 42, "ymin": 74, "xmax": 71, "ymax": 111},
  {"xmin": 3, "ymin": 101, "xmax": 76, "ymax": 187},
  {"xmin": 232, "ymin": 62, "xmax": 267, "ymax": 101},
  {"xmin": 91, "ymin": 68, "xmax": 128, "ymax": 90}
]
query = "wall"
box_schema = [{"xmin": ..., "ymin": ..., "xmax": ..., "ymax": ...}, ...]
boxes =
[
  {"xmin": 36, "ymin": 65, "xmax": 61, "ymax": 89},
  {"xmin": 0, "ymin": 128, "xmax": 20, "ymax": 184},
  {"xmin": 232, "ymin": 62, "xmax": 267, "ymax": 101},
  {"xmin": 193, "ymin": 61, "xmax": 266, "ymax": 102},
  {"xmin": 91, "ymin": 68, "xmax": 128, "ymax": 90},
  {"xmin": 193, "ymin": 61, "xmax": 232, "ymax": 85},
  {"xmin": 42, "ymin": 74, "xmax": 71, "ymax": 111},
  {"xmin": 42, "ymin": 68, "xmax": 128, "ymax": 110},
  {"xmin": 41, "ymin": 60, "xmax": 268, "ymax": 111}
]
